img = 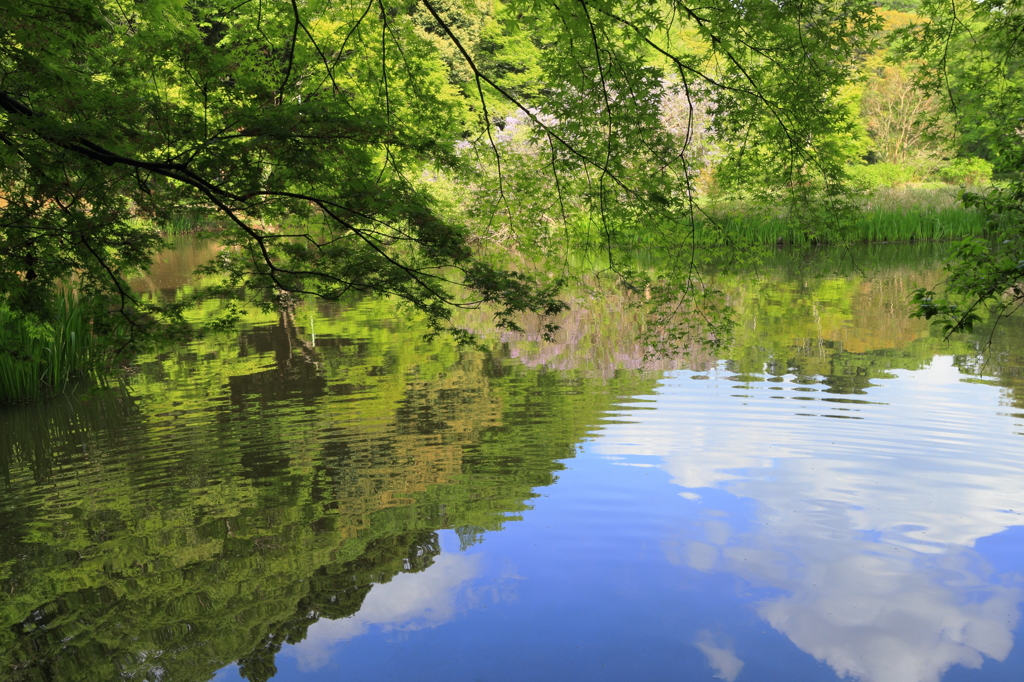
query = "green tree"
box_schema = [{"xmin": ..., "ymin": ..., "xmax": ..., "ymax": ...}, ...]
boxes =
[
  {"xmin": 0, "ymin": 0, "xmax": 881, "ymax": 365},
  {"xmin": 896, "ymin": 0, "xmax": 1024, "ymax": 336},
  {"xmin": 861, "ymin": 64, "xmax": 948, "ymax": 165}
]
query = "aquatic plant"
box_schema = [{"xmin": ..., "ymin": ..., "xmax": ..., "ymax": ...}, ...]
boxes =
[
  {"xmin": 709, "ymin": 206, "xmax": 987, "ymax": 246},
  {"xmin": 126, "ymin": 214, "xmax": 221, "ymax": 236},
  {"xmin": 0, "ymin": 292, "xmax": 106, "ymax": 403}
]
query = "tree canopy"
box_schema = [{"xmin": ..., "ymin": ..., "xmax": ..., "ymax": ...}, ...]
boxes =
[
  {"xmin": 897, "ymin": 0, "xmax": 1024, "ymax": 336},
  {"xmin": 0, "ymin": 0, "xmax": 885, "ymax": 354},
  {"xmin": 4, "ymin": 0, "xmax": 1022, "ymax": 370}
]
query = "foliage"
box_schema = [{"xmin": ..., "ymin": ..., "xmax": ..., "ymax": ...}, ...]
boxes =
[
  {"xmin": 0, "ymin": 293, "xmax": 111, "ymax": 402},
  {"xmin": 896, "ymin": 1, "xmax": 1024, "ymax": 336},
  {"xmin": 898, "ymin": 1, "xmax": 1024, "ymax": 172},
  {"xmin": 846, "ymin": 162, "xmax": 918, "ymax": 189},
  {"xmin": 910, "ymin": 221, "xmax": 1024, "ymax": 336},
  {"xmin": 936, "ymin": 157, "xmax": 994, "ymax": 186},
  {"xmin": 0, "ymin": 0, "xmax": 886, "ymax": 377}
]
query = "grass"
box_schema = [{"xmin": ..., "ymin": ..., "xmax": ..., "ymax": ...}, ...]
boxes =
[
  {"xmin": 713, "ymin": 206, "xmax": 987, "ymax": 245},
  {"xmin": 706, "ymin": 186, "xmax": 989, "ymax": 246},
  {"xmin": 127, "ymin": 213, "xmax": 222, "ymax": 236},
  {"xmin": 0, "ymin": 293, "xmax": 107, "ymax": 403},
  {"xmin": 129, "ymin": 212, "xmax": 314, "ymax": 236}
]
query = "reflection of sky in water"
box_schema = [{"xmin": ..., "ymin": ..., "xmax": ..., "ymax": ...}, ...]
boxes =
[
  {"xmin": 695, "ymin": 630, "xmax": 745, "ymax": 681},
  {"xmin": 287, "ymin": 553, "xmax": 482, "ymax": 671},
  {"xmin": 597, "ymin": 356, "xmax": 1024, "ymax": 682},
  {"xmin": 219, "ymin": 355, "xmax": 1024, "ymax": 682}
]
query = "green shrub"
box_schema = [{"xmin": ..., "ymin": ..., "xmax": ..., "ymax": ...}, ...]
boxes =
[
  {"xmin": 936, "ymin": 157, "xmax": 993, "ymax": 185},
  {"xmin": 846, "ymin": 162, "xmax": 918, "ymax": 189}
]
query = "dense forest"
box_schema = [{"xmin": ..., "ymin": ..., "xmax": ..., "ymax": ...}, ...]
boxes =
[{"xmin": 1, "ymin": 0, "xmax": 1023, "ymax": 399}]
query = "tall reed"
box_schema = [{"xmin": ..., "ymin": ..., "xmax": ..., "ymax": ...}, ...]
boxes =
[
  {"xmin": 706, "ymin": 206, "xmax": 988, "ymax": 246},
  {"xmin": 701, "ymin": 186, "xmax": 990, "ymax": 245},
  {"xmin": 0, "ymin": 293, "xmax": 105, "ymax": 403},
  {"xmin": 127, "ymin": 214, "xmax": 216, "ymax": 236}
]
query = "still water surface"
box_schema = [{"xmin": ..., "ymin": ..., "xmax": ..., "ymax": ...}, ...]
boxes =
[{"xmin": 2, "ymin": 244, "xmax": 1024, "ymax": 682}]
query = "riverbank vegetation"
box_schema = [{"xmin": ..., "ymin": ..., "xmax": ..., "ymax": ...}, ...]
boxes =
[
  {"xmin": 0, "ymin": 293, "xmax": 111, "ymax": 403},
  {"xmin": 1, "ymin": 0, "xmax": 1022, "ymax": 401},
  {"xmin": 703, "ymin": 187, "xmax": 988, "ymax": 246}
]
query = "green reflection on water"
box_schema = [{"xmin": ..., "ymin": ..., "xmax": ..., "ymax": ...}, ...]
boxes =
[
  {"xmin": 1, "ymin": 293, "xmax": 658, "ymax": 682},
  {"xmin": 2, "ymin": 243, "xmax": 1023, "ymax": 682}
]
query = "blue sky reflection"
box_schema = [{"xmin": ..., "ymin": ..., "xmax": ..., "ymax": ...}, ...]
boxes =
[{"xmin": 596, "ymin": 356, "xmax": 1024, "ymax": 682}]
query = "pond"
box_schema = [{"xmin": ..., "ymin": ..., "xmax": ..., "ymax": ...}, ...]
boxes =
[{"xmin": 2, "ymin": 243, "xmax": 1024, "ymax": 682}]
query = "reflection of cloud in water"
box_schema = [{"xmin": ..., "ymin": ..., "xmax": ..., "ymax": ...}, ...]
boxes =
[
  {"xmin": 286, "ymin": 553, "xmax": 480, "ymax": 671},
  {"xmin": 599, "ymin": 358, "xmax": 1024, "ymax": 682},
  {"xmin": 695, "ymin": 630, "xmax": 744, "ymax": 681},
  {"xmin": 732, "ymin": 520, "xmax": 1018, "ymax": 682}
]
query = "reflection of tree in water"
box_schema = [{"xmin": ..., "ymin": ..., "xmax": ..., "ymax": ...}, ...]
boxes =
[
  {"xmin": 0, "ymin": 305, "xmax": 652, "ymax": 682},
  {"xmin": 477, "ymin": 245, "xmax": 1001, "ymax": 395},
  {"xmin": 5, "ymin": 526, "xmax": 442, "ymax": 682},
  {"xmin": 952, "ymin": 313, "xmax": 1024, "ymax": 413},
  {"xmin": 0, "ymin": 388, "xmax": 140, "ymax": 490},
  {"xmin": 7, "ymin": 246, "xmax": 1023, "ymax": 681},
  {"xmin": 237, "ymin": 531, "xmax": 441, "ymax": 682}
]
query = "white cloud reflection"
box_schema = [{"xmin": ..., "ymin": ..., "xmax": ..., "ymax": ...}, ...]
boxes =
[
  {"xmin": 597, "ymin": 357, "xmax": 1024, "ymax": 682},
  {"xmin": 695, "ymin": 630, "xmax": 745, "ymax": 681},
  {"xmin": 285, "ymin": 552, "xmax": 480, "ymax": 671}
]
